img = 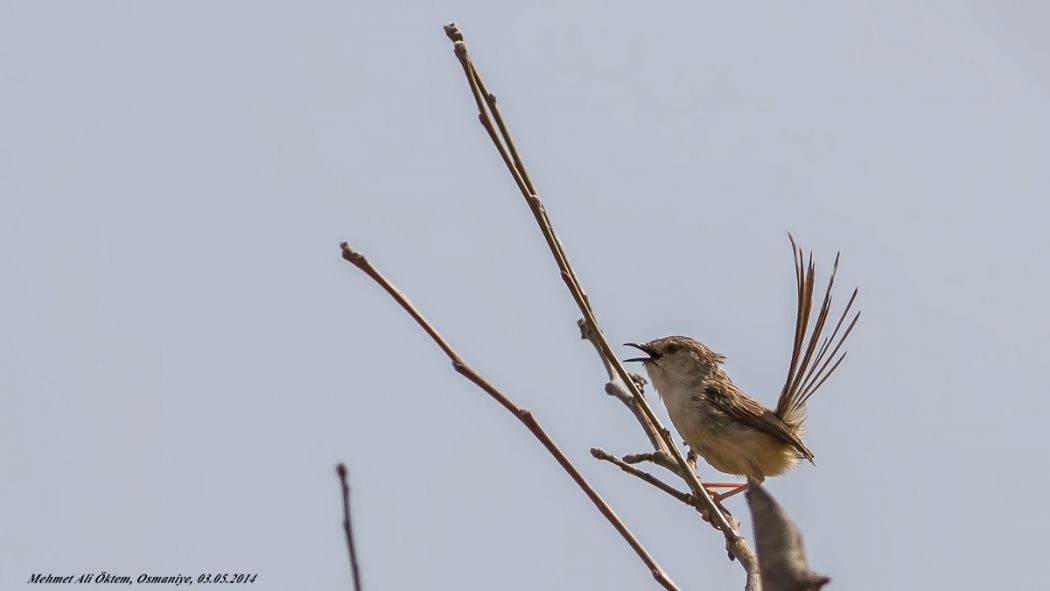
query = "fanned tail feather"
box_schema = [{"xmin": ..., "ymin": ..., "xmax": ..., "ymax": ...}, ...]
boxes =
[{"xmin": 775, "ymin": 233, "xmax": 860, "ymax": 429}]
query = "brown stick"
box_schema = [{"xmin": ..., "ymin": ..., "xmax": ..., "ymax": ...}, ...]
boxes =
[
  {"xmin": 336, "ymin": 464, "xmax": 362, "ymax": 591},
  {"xmin": 340, "ymin": 242, "xmax": 680, "ymax": 591},
  {"xmin": 591, "ymin": 448, "xmax": 695, "ymax": 507},
  {"xmin": 441, "ymin": 22, "xmax": 759, "ymax": 589}
]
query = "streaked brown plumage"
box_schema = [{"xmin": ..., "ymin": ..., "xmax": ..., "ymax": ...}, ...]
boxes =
[{"xmin": 625, "ymin": 235, "xmax": 859, "ymax": 486}]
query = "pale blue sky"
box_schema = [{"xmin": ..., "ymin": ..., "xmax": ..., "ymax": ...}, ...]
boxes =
[{"xmin": 4, "ymin": 1, "xmax": 1049, "ymax": 589}]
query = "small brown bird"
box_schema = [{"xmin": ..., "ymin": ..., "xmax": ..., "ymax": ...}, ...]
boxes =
[{"xmin": 625, "ymin": 235, "xmax": 859, "ymax": 500}]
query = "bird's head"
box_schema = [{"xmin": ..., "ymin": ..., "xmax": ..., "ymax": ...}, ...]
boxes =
[{"xmin": 623, "ymin": 335, "xmax": 725, "ymax": 384}]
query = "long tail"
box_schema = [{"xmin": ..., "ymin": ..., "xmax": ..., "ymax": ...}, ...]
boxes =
[{"xmin": 775, "ymin": 233, "xmax": 860, "ymax": 427}]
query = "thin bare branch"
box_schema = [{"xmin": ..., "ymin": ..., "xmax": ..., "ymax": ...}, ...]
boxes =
[
  {"xmin": 340, "ymin": 242, "xmax": 680, "ymax": 591},
  {"xmin": 621, "ymin": 451, "xmax": 682, "ymax": 476},
  {"xmin": 591, "ymin": 448, "xmax": 694, "ymax": 506},
  {"xmin": 441, "ymin": 24, "xmax": 758, "ymax": 583},
  {"xmin": 336, "ymin": 464, "xmax": 362, "ymax": 591}
]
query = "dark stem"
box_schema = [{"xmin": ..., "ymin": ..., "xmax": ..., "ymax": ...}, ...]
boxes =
[{"xmin": 336, "ymin": 463, "xmax": 363, "ymax": 591}]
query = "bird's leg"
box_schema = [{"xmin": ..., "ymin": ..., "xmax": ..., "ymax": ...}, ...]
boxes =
[
  {"xmin": 696, "ymin": 483, "xmax": 749, "ymax": 522},
  {"xmin": 685, "ymin": 449, "xmax": 743, "ymax": 496},
  {"xmin": 683, "ymin": 448, "xmax": 746, "ymax": 511},
  {"xmin": 702, "ymin": 481, "xmax": 747, "ymax": 496},
  {"xmin": 698, "ymin": 482, "xmax": 746, "ymax": 519},
  {"xmin": 713, "ymin": 475, "xmax": 763, "ymax": 503},
  {"xmin": 711, "ymin": 483, "xmax": 750, "ymax": 502}
]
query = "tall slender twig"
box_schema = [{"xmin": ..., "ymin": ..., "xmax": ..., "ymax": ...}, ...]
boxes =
[
  {"xmin": 336, "ymin": 464, "xmax": 362, "ymax": 591},
  {"xmin": 339, "ymin": 242, "xmax": 680, "ymax": 591},
  {"xmin": 442, "ymin": 22, "xmax": 759, "ymax": 590}
]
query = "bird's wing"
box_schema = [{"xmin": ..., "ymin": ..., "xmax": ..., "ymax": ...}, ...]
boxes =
[
  {"xmin": 703, "ymin": 381, "xmax": 814, "ymax": 462},
  {"xmin": 775, "ymin": 233, "xmax": 860, "ymax": 427}
]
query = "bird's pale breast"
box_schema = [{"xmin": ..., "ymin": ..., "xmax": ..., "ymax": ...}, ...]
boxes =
[{"xmin": 649, "ymin": 366, "xmax": 799, "ymax": 480}]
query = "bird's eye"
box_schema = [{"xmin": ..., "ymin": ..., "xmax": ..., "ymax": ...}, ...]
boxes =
[{"xmin": 664, "ymin": 344, "xmax": 678, "ymax": 354}]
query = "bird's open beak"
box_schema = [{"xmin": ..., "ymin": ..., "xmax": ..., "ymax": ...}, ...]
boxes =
[{"xmin": 622, "ymin": 342, "xmax": 655, "ymax": 363}]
